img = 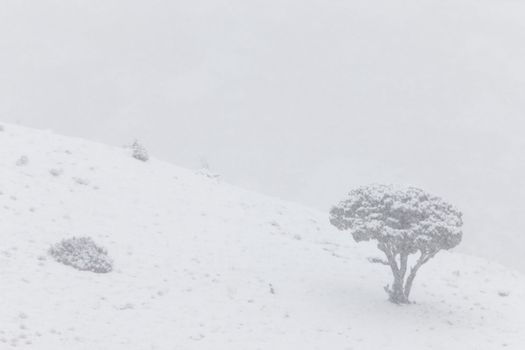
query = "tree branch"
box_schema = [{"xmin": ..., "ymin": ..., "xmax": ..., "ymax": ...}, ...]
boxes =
[
  {"xmin": 367, "ymin": 257, "xmax": 390, "ymax": 265},
  {"xmin": 404, "ymin": 249, "xmax": 439, "ymax": 299}
]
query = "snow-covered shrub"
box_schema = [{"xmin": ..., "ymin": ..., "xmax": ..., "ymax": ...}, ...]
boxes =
[
  {"xmin": 49, "ymin": 237, "xmax": 113, "ymax": 273},
  {"xmin": 16, "ymin": 155, "xmax": 29, "ymax": 166},
  {"xmin": 330, "ymin": 184, "xmax": 463, "ymax": 304},
  {"xmin": 131, "ymin": 140, "xmax": 149, "ymax": 162},
  {"xmin": 196, "ymin": 157, "xmax": 220, "ymax": 179},
  {"xmin": 72, "ymin": 177, "xmax": 90, "ymax": 186},
  {"xmin": 196, "ymin": 168, "xmax": 220, "ymax": 180},
  {"xmin": 49, "ymin": 168, "xmax": 63, "ymax": 177}
]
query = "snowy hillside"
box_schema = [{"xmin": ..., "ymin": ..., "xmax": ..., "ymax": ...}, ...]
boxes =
[
  {"xmin": 2, "ymin": 0, "xmax": 525, "ymax": 275},
  {"xmin": 1, "ymin": 123, "xmax": 524, "ymax": 349}
]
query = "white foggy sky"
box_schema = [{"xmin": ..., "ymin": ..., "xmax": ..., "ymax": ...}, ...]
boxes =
[{"xmin": 1, "ymin": 0, "xmax": 525, "ymax": 269}]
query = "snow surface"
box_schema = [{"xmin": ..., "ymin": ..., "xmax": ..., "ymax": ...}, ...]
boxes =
[{"xmin": 1, "ymin": 123, "xmax": 524, "ymax": 349}]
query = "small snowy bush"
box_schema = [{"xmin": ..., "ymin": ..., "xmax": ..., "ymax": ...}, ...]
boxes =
[
  {"xmin": 16, "ymin": 155, "xmax": 29, "ymax": 166},
  {"xmin": 330, "ymin": 184, "xmax": 463, "ymax": 304},
  {"xmin": 131, "ymin": 140, "xmax": 149, "ymax": 162},
  {"xmin": 49, "ymin": 168, "xmax": 63, "ymax": 177},
  {"xmin": 72, "ymin": 177, "xmax": 90, "ymax": 186},
  {"xmin": 196, "ymin": 157, "xmax": 220, "ymax": 179},
  {"xmin": 49, "ymin": 237, "xmax": 113, "ymax": 273},
  {"xmin": 196, "ymin": 168, "xmax": 220, "ymax": 180}
]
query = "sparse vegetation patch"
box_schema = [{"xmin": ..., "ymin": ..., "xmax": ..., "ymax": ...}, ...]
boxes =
[{"xmin": 49, "ymin": 237, "xmax": 113, "ymax": 273}]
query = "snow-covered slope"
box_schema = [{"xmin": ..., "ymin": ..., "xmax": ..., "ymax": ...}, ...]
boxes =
[
  {"xmin": 1, "ymin": 123, "xmax": 524, "ymax": 349},
  {"xmin": 2, "ymin": 0, "xmax": 525, "ymax": 274}
]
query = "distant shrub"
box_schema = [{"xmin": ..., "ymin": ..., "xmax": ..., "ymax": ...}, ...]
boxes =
[
  {"xmin": 196, "ymin": 168, "xmax": 220, "ymax": 180},
  {"xmin": 49, "ymin": 237, "xmax": 113, "ymax": 273},
  {"xmin": 72, "ymin": 177, "xmax": 90, "ymax": 186},
  {"xmin": 196, "ymin": 157, "xmax": 220, "ymax": 179},
  {"xmin": 131, "ymin": 140, "xmax": 149, "ymax": 162},
  {"xmin": 16, "ymin": 155, "xmax": 29, "ymax": 166},
  {"xmin": 49, "ymin": 168, "xmax": 63, "ymax": 177}
]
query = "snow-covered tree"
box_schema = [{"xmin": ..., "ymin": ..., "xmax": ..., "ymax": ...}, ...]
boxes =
[
  {"xmin": 330, "ymin": 184, "xmax": 463, "ymax": 304},
  {"xmin": 131, "ymin": 140, "xmax": 149, "ymax": 162},
  {"xmin": 197, "ymin": 156, "xmax": 220, "ymax": 180}
]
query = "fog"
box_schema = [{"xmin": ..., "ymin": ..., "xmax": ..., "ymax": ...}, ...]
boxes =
[{"xmin": 1, "ymin": 0, "xmax": 524, "ymax": 270}]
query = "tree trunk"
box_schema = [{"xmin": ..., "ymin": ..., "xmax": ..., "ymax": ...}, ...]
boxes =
[
  {"xmin": 403, "ymin": 250, "xmax": 438, "ymax": 300},
  {"xmin": 377, "ymin": 246, "xmax": 441, "ymax": 304},
  {"xmin": 383, "ymin": 250, "xmax": 410, "ymax": 304},
  {"xmin": 389, "ymin": 273, "xmax": 409, "ymax": 304},
  {"xmin": 403, "ymin": 266, "xmax": 419, "ymax": 301}
]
